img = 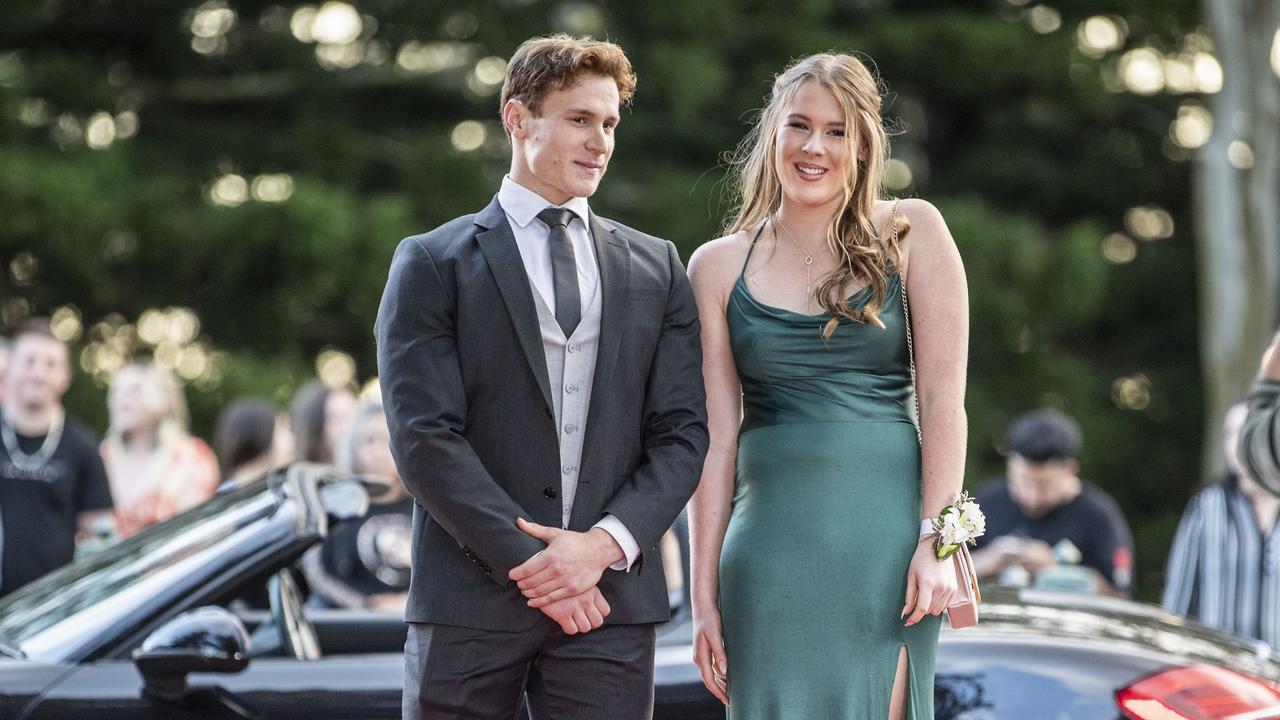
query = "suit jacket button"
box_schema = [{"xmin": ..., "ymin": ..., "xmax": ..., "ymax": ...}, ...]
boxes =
[{"xmin": 544, "ymin": 487, "xmax": 558, "ymax": 499}]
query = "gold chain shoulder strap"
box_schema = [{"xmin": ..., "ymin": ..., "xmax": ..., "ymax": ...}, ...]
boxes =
[{"xmin": 893, "ymin": 200, "xmax": 923, "ymax": 446}]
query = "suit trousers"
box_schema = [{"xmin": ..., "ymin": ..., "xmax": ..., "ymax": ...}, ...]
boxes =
[{"xmin": 402, "ymin": 617, "xmax": 657, "ymax": 720}]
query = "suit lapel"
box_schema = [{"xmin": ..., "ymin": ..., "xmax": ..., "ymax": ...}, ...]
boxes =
[
  {"xmin": 474, "ymin": 196, "xmax": 554, "ymax": 413},
  {"xmin": 579, "ymin": 213, "xmax": 629, "ymax": 479}
]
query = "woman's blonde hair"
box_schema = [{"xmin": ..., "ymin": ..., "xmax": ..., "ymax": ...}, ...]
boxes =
[
  {"xmin": 724, "ymin": 52, "xmax": 908, "ymax": 337},
  {"xmin": 106, "ymin": 361, "xmax": 191, "ymax": 443}
]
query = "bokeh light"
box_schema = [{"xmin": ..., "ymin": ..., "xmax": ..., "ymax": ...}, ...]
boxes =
[
  {"xmin": 317, "ymin": 349, "xmax": 357, "ymax": 388},
  {"xmin": 1227, "ymin": 140, "xmax": 1255, "ymax": 170},
  {"xmin": 1118, "ymin": 48, "xmax": 1164, "ymax": 95},
  {"xmin": 1124, "ymin": 206, "xmax": 1175, "ymax": 240},
  {"xmin": 310, "ymin": 2, "xmax": 361, "ymax": 45},
  {"xmin": 290, "ymin": 6, "xmax": 317, "ymax": 43},
  {"xmin": 1076, "ymin": 16, "xmax": 1126, "ymax": 58},
  {"xmin": 1193, "ymin": 52, "xmax": 1223, "ymax": 93},
  {"xmin": 251, "ymin": 174, "xmax": 294, "ymax": 202},
  {"xmin": 884, "ymin": 159, "xmax": 914, "ymax": 191},
  {"xmin": 443, "ymin": 11, "xmax": 480, "ymax": 39},
  {"xmin": 1026, "ymin": 5, "xmax": 1062, "ymax": 34},
  {"xmin": 396, "ymin": 41, "xmax": 469, "ymax": 75},
  {"xmin": 18, "ymin": 98, "xmax": 49, "ymax": 127},
  {"xmin": 115, "ymin": 111, "xmax": 139, "ymax": 139},
  {"xmin": 1170, "ymin": 102, "xmax": 1212, "ymax": 149},
  {"xmin": 1272, "ymin": 28, "xmax": 1280, "ymax": 78},
  {"xmin": 1112, "ymin": 374, "xmax": 1152, "ymax": 411},
  {"xmin": 209, "ymin": 173, "xmax": 249, "ymax": 207},
  {"xmin": 552, "ymin": 2, "xmax": 606, "ymax": 35},
  {"xmin": 1101, "ymin": 233, "xmax": 1138, "ymax": 264},
  {"xmin": 10, "ymin": 252, "xmax": 38, "ymax": 286},
  {"xmin": 85, "ymin": 112, "xmax": 116, "ymax": 150},
  {"xmin": 190, "ymin": 1, "xmax": 236, "ymax": 38},
  {"xmin": 1163, "ymin": 56, "xmax": 1197, "ymax": 94},
  {"xmin": 474, "ymin": 56, "xmax": 507, "ymax": 85},
  {"xmin": 50, "ymin": 306, "xmax": 83, "ymax": 342},
  {"xmin": 451, "ymin": 121, "xmax": 486, "ymax": 152}
]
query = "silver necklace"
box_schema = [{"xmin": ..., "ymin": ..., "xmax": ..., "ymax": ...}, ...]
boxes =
[
  {"xmin": 1, "ymin": 407, "xmax": 65, "ymax": 472},
  {"xmin": 771, "ymin": 216, "xmax": 828, "ymax": 308}
]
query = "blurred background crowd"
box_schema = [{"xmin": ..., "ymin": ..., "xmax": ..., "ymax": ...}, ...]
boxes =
[{"xmin": 0, "ymin": 0, "xmax": 1277, "ymax": 641}]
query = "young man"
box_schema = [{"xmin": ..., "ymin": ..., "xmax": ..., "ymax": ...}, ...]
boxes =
[
  {"xmin": 971, "ymin": 408, "xmax": 1135, "ymax": 597},
  {"xmin": 0, "ymin": 319, "xmax": 113, "ymax": 598},
  {"xmin": 1240, "ymin": 329, "xmax": 1280, "ymax": 494},
  {"xmin": 376, "ymin": 35, "xmax": 708, "ymax": 719}
]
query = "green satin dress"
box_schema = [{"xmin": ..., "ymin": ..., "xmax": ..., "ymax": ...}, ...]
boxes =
[{"xmin": 720, "ymin": 241, "xmax": 939, "ymax": 719}]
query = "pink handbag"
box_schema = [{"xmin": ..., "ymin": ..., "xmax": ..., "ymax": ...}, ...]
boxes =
[{"xmin": 946, "ymin": 544, "xmax": 981, "ymax": 629}]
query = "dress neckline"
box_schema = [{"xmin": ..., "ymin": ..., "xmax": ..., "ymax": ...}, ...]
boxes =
[{"xmin": 732, "ymin": 272, "xmax": 898, "ymax": 320}]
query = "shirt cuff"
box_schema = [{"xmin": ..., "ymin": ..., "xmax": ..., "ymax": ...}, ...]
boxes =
[{"xmin": 593, "ymin": 515, "xmax": 640, "ymax": 572}]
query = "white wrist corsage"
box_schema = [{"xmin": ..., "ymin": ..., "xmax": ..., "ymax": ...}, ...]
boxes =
[{"xmin": 923, "ymin": 491, "xmax": 986, "ymax": 561}]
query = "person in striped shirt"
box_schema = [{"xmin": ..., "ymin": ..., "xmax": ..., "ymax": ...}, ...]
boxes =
[
  {"xmin": 1239, "ymin": 330, "xmax": 1280, "ymax": 495},
  {"xmin": 1162, "ymin": 402, "xmax": 1280, "ymax": 647}
]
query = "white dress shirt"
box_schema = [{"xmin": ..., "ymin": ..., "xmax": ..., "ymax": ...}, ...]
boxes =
[{"xmin": 497, "ymin": 176, "xmax": 640, "ymax": 572}]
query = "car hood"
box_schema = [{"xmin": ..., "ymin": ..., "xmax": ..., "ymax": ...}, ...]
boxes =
[{"xmin": 945, "ymin": 586, "xmax": 1280, "ymax": 680}]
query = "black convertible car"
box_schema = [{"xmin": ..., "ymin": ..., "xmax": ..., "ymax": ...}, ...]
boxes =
[{"xmin": 0, "ymin": 465, "xmax": 1277, "ymax": 719}]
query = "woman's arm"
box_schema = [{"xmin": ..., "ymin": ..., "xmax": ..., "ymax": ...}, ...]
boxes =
[
  {"xmin": 901, "ymin": 198, "xmax": 969, "ymax": 520},
  {"xmin": 899, "ymin": 198, "xmax": 969, "ymax": 626},
  {"xmin": 686, "ymin": 237, "xmax": 745, "ymax": 706}
]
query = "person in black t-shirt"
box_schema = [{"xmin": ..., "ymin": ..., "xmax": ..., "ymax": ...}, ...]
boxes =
[
  {"xmin": 301, "ymin": 397, "xmax": 411, "ymax": 612},
  {"xmin": 0, "ymin": 319, "xmax": 113, "ymax": 598},
  {"xmin": 971, "ymin": 408, "xmax": 1135, "ymax": 597}
]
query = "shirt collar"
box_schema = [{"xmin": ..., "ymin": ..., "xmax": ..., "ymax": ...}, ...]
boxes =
[{"xmin": 499, "ymin": 175, "xmax": 592, "ymax": 230}]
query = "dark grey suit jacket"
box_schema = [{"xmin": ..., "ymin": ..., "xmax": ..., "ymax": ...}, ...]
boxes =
[{"xmin": 375, "ymin": 196, "xmax": 709, "ymax": 631}]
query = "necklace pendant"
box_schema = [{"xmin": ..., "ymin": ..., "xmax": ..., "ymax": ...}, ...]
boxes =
[{"xmin": 804, "ymin": 255, "xmax": 814, "ymax": 265}]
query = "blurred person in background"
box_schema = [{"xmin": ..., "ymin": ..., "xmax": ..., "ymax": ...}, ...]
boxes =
[
  {"xmin": 0, "ymin": 336, "xmax": 11, "ymax": 404},
  {"xmin": 971, "ymin": 408, "xmax": 1134, "ymax": 597},
  {"xmin": 0, "ymin": 319, "xmax": 113, "ymax": 598},
  {"xmin": 214, "ymin": 398, "xmax": 294, "ymax": 492},
  {"xmin": 302, "ymin": 397, "xmax": 411, "ymax": 612},
  {"xmin": 1239, "ymin": 329, "xmax": 1280, "ymax": 495},
  {"xmin": 290, "ymin": 379, "xmax": 358, "ymax": 466},
  {"xmin": 1163, "ymin": 402, "xmax": 1280, "ymax": 646},
  {"xmin": 101, "ymin": 362, "xmax": 219, "ymax": 538}
]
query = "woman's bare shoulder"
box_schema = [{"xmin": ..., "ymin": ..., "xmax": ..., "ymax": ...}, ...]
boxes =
[{"xmin": 689, "ymin": 229, "xmax": 757, "ymax": 288}]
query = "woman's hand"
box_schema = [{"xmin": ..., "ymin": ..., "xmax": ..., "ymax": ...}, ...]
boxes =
[
  {"xmin": 902, "ymin": 539, "xmax": 958, "ymax": 627},
  {"xmin": 692, "ymin": 606, "xmax": 729, "ymax": 705}
]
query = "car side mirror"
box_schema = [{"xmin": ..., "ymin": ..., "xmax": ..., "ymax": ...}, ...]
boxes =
[{"xmin": 133, "ymin": 606, "xmax": 250, "ymax": 702}]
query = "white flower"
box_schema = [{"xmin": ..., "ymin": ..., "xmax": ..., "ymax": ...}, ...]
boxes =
[
  {"xmin": 958, "ymin": 500, "xmax": 986, "ymax": 538},
  {"xmin": 940, "ymin": 522, "xmax": 965, "ymax": 546}
]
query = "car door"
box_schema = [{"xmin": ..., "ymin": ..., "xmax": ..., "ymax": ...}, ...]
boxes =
[{"xmin": 23, "ymin": 653, "xmax": 404, "ymax": 720}]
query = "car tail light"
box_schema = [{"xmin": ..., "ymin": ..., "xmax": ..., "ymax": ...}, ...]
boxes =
[{"xmin": 1116, "ymin": 665, "xmax": 1280, "ymax": 720}]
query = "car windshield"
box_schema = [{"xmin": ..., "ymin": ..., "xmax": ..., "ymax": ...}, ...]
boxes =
[{"xmin": 0, "ymin": 481, "xmax": 279, "ymax": 662}]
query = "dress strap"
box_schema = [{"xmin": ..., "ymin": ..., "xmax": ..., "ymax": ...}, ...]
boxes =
[{"xmin": 739, "ymin": 221, "xmax": 769, "ymax": 279}]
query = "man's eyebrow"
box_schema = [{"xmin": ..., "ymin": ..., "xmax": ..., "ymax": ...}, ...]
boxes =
[{"xmin": 566, "ymin": 108, "xmax": 621, "ymax": 123}]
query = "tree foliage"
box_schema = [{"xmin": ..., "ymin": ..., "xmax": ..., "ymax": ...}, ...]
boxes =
[{"xmin": 0, "ymin": 0, "xmax": 1233, "ymax": 600}]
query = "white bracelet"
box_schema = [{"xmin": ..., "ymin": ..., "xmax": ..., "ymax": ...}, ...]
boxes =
[{"xmin": 919, "ymin": 519, "xmax": 935, "ymax": 536}]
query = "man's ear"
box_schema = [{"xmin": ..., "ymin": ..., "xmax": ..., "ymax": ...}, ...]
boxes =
[{"xmin": 502, "ymin": 99, "xmax": 529, "ymax": 139}]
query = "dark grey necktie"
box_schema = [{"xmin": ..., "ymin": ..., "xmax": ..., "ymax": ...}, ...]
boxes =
[{"xmin": 536, "ymin": 207, "xmax": 581, "ymax": 337}]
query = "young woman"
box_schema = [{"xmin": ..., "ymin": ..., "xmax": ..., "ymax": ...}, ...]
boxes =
[
  {"xmin": 302, "ymin": 398, "xmax": 412, "ymax": 612},
  {"xmin": 101, "ymin": 362, "xmax": 218, "ymax": 537},
  {"xmin": 688, "ymin": 53, "xmax": 969, "ymax": 719}
]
